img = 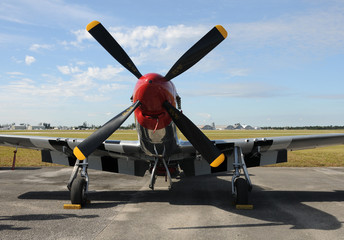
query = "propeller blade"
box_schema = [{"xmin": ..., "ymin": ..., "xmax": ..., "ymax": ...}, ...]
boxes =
[
  {"xmin": 163, "ymin": 101, "xmax": 225, "ymax": 167},
  {"xmin": 73, "ymin": 101, "xmax": 141, "ymax": 160},
  {"xmin": 165, "ymin": 25, "xmax": 227, "ymax": 81},
  {"xmin": 86, "ymin": 21, "xmax": 142, "ymax": 79}
]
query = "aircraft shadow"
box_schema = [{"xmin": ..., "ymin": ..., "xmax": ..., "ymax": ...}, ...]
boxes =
[
  {"xmin": 0, "ymin": 167, "xmax": 41, "ymax": 171},
  {"xmin": 17, "ymin": 173, "xmax": 344, "ymax": 230},
  {"xmin": 0, "ymin": 214, "xmax": 98, "ymax": 232}
]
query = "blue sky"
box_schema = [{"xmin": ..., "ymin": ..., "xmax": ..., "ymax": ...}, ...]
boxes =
[{"xmin": 0, "ymin": 0, "xmax": 343, "ymax": 127}]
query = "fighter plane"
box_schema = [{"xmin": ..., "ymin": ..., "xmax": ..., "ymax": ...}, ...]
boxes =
[{"xmin": 1, "ymin": 21, "xmax": 344, "ymax": 206}]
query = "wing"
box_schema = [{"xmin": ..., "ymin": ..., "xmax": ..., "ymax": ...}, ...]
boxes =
[
  {"xmin": 0, "ymin": 135, "xmax": 149, "ymax": 176},
  {"xmin": 177, "ymin": 134, "xmax": 344, "ymax": 176},
  {"xmin": 2, "ymin": 133, "xmax": 344, "ymax": 177}
]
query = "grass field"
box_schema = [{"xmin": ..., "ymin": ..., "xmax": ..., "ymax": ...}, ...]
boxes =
[{"xmin": 1, "ymin": 129, "xmax": 344, "ymax": 167}]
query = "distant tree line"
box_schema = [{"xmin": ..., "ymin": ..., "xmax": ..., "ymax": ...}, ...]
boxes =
[
  {"xmin": 42, "ymin": 123, "xmax": 52, "ymax": 129},
  {"xmin": 262, "ymin": 126, "xmax": 344, "ymax": 130},
  {"xmin": 119, "ymin": 123, "xmax": 136, "ymax": 130},
  {"xmin": 0, "ymin": 122, "xmax": 137, "ymax": 130},
  {"xmin": 75, "ymin": 122, "xmax": 136, "ymax": 130}
]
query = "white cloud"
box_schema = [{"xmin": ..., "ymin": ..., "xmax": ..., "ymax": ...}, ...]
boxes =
[
  {"xmin": 0, "ymin": 64, "xmax": 129, "ymax": 110},
  {"xmin": 98, "ymin": 83, "xmax": 127, "ymax": 93},
  {"xmin": 71, "ymin": 24, "xmax": 210, "ymax": 65},
  {"xmin": 71, "ymin": 29, "xmax": 92, "ymax": 45},
  {"xmin": 57, "ymin": 65, "xmax": 81, "ymax": 75},
  {"xmin": 6, "ymin": 72, "xmax": 24, "ymax": 76},
  {"xmin": 82, "ymin": 65, "xmax": 124, "ymax": 81},
  {"xmin": 57, "ymin": 65, "xmax": 123, "ymax": 81},
  {"xmin": 109, "ymin": 25, "xmax": 199, "ymax": 49},
  {"xmin": 29, "ymin": 43, "xmax": 53, "ymax": 51},
  {"xmin": 57, "ymin": 66, "xmax": 71, "ymax": 75},
  {"xmin": 71, "ymin": 24, "xmax": 207, "ymax": 49},
  {"xmin": 25, "ymin": 55, "xmax": 36, "ymax": 65},
  {"xmin": 111, "ymin": 25, "xmax": 208, "ymax": 54}
]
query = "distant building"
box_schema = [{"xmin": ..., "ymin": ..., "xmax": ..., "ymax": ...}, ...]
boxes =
[
  {"xmin": 202, "ymin": 125, "xmax": 215, "ymax": 130},
  {"xmin": 225, "ymin": 123, "xmax": 260, "ymax": 130},
  {"xmin": 233, "ymin": 123, "xmax": 243, "ymax": 130},
  {"xmin": 27, "ymin": 125, "xmax": 46, "ymax": 130},
  {"xmin": 11, "ymin": 124, "xmax": 27, "ymax": 130},
  {"xmin": 242, "ymin": 125, "xmax": 254, "ymax": 130},
  {"xmin": 8, "ymin": 123, "xmax": 46, "ymax": 130},
  {"xmin": 54, "ymin": 126, "xmax": 72, "ymax": 130},
  {"xmin": 0, "ymin": 124, "xmax": 11, "ymax": 130}
]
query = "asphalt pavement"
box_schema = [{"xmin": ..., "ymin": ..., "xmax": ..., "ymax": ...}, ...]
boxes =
[{"xmin": 1, "ymin": 166, "xmax": 344, "ymax": 239}]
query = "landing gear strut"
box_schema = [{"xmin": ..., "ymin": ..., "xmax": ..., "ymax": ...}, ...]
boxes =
[
  {"xmin": 232, "ymin": 146, "xmax": 252, "ymax": 205},
  {"xmin": 149, "ymin": 157, "xmax": 173, "ymax": 190},
  {"xmin": 67, "ymin": 158, "xmax": 89, "ymax": 205}
]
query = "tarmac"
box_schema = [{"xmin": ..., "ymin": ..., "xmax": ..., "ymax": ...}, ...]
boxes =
[{"xmin": 1, "ymin": 166, "xmax": 344, "ymax": 239}]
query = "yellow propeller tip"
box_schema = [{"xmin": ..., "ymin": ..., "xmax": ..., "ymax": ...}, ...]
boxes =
[
  {"xmin": 215, "ymin": 25, "xmax": 228, "ymax": 39},
  {"xmin": 86, "ymin": 20, "xmax": 100, "ymax": 31},
  {"xmin": 73, "ymin": 147, "xmax": 86, "ymax": 161},
  {"xmin": 210, "ymin": 153, "xmax": 225, "ymax": 167}
]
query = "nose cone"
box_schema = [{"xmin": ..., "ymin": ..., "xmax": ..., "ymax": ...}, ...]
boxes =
[
  {"xmin": 133, "ymin": 73, "xmax": 175, "ymax": 114},
  {"xmin": 134, "ymin": 74, "xmax": 167, "ymax": 114},
  {"xmin": 133, "ymin": 73, "xmax": 176, "ymax": 130}
]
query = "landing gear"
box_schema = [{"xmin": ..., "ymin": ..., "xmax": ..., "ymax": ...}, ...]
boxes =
[
  {"xmin": 149, "ymin": 158, "xmax": 158, "ymax": 190},
  {"xmin": 234, "ymin": 178, "xmax": 248, "ymax": 205},
  {"xmin": 67, "ymin": 158, "xmax": 89, "ymax": 205},
  {"xmin": 71, "ymin": 175, "xmax": 87, "ymax": 205},
  {"xmin": 149, "ymin": 157, "xmax": 173, "ymax": 190},
  {"xmin": 231, "ymin": 146, "xmax": 252, "ymax": 205}
]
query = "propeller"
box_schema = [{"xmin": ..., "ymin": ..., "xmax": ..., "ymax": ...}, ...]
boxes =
[
  {"xmin": 163, "ymin": 101, "xmax": 225, "ymax": 167},
  {"xmin": 165, "ymin": 25, "xmax": 227, "ymax": 81},
  {"xmin": 74, "ymin": 21, "xmax": 227, "ymax": 168},
  {"xmin": 73, "ymin": 101, "xmax": 141, "ymax": 160},
  {"xmin": 86, "ymin": 21, "xmax": 142, "ymax": 79}
]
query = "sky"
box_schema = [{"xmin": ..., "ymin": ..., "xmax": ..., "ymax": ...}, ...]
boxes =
[{"xmin": 0, "ymin": 0, "xmax": 343, "ymax": 127}]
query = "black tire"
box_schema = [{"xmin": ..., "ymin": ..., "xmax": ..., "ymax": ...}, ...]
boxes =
[
  {"xmin": 70, "ymin": 176, "xmax": 87, "ymax": 205},
  {"xmin": 235, "ymin": 178, "xmax": 248, "ymax": 205}
]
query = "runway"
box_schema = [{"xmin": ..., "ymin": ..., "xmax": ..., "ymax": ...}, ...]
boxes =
[{"xmin": 1, "ymin": 166, "xmax": 344, "ymax": 239}]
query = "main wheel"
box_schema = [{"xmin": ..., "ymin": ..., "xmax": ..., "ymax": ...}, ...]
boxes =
[
  {"xmin": 70, "ymin": 176, "xmax": 87, "ymax": 205},
  {"xmin": 235, "ymin": 178, "xmax": 248, "ymax": 205}
]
